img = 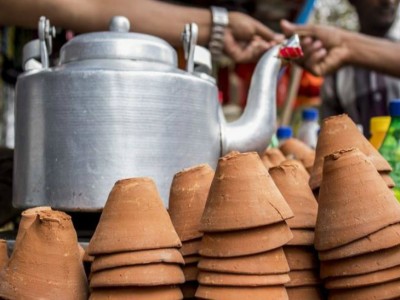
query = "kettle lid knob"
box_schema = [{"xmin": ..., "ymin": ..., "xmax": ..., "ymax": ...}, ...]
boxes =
[{"xmin": 109, "ymin": 16, "xmax": 130, "ymax": 32}]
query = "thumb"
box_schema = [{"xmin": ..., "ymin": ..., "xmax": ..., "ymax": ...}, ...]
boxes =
[
  {"xmin": 280, "ymin": 20, "xmax": 296, "ymax": 37},
  {"xmin": 280, "ymin": 20, "xmax": 315, "ymax": 37}
]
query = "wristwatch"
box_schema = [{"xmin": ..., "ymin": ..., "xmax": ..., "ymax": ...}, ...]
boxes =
[{"xmin": 209, "ymin": 6, "xmax": 229, "ymax": 60}]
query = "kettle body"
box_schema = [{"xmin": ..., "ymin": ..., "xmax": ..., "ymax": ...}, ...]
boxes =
[{"xmin": 15, "ymin": 58, "xmax": 221, "ymax": 210}]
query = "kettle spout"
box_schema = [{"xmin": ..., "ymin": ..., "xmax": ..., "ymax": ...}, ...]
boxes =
[{"xmin": 221, "ymin": 35, "xmax": 302, "ymax": 155}]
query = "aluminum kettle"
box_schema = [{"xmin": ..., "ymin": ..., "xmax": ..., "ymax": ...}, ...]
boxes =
[{"xmin": 14, "ymin": 16, "xmax": 301, "ymax": 210}]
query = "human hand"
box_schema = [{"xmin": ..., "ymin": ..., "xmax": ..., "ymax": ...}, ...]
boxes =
[
  {"xmin": 223, "ymin": 12, "xmax": 284, "ymax": 63},
  {"xmin": 280, "ymin": 20, "xmax": 352, "ymax": 76}
]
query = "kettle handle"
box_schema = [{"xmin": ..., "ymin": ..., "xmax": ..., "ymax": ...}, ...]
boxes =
[
  {"xmin": 182, "ymin": 23, "xmax": 198, "ymax": 73},
  {"xmin": 182, "ymin": 23, "xmax": 212, "ymax": 76},
  {"xmin": 22, "ymin": 16, "xmax": 55, "ymax": 71}
]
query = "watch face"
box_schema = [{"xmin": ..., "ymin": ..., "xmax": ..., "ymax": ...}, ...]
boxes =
[{"xmin": 211, "ymin": 6, "xmax": 229, "ymax": 26}]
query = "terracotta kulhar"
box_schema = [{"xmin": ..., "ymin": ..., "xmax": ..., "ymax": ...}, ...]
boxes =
[
  {"xmin": 315, "ymin": 148, "xmax": 400, "ymax": 251},
  {"xmin": 200, "ymin": 152, "xmax": 293, "ymax": 232},
  {"xmin": 180, "ymin": 238, "xmax": 202, "ymax": 257},
  {"xmin": 0, "ymin": 210, "xmax": 88, "ymax": 300},
  {"xmin": 91, "ymin": 248, "xmax": 184, "ymax": 272},
  {"xmin": 15, "ymin": 206, "xmax": 52, "ymax": 248},
  {"xmin": 287, "ymin": 229, "xmax": 314, "ymax": 246},
  {"xmin": 90, "ymin": 263, "xmax": 185, "ymax": 288},
  {"xmin": 88, "ymin": 178, "xmax": 181, "ymax": 255},
  {"xmin": 89, "ymin": 286, "xmax": 183, "ymax": 300},
  {"xmin": 198, "ymin": 247, "xmax": 289, "ymax": 275},
  {"xmin": 284, "ymin": 246, "xmax": 318, "ymax": 271},
  {"xmin": 309, "ymin": 114, "xmax": 391, "ymax": 190},
  {"xmin": 196, "ymin": 285, "xmax": 289, "ymax": 300},
  {"xmin": 286, "ymin": 286, "xmax": 323, "ymax": 300},
  {"xmin": 200, "ymin": 222, "xmax": 293, "ymax": 257},
  {"xmin": 279, "ymin": 138, "xmax": 316, "ymax": 173},
  {"xmin": 318, "ymin": 223, "xmax": 400, "ymax": 261},
  {"xmin": 197, "ymin": 271, "xmax": 290, "ymax": 286},
  {"xmin": 169, "ymin": 164, "xmax": 214, "ymax": 242},
  {"xmin": 261, "ymin": 148, "xmax": 286, "ymax": 169},
  {"xmin": 319, "ymin": 244, "xmax": 400, "ymax": 279},
  {"xmin": 325, "ymin": 264, "xmax": 400, "ymax": 289},
  {"xmin": 270, "ymin": 163, "xmax": 318, "ymax": 229},
  {"xmin": 329, "ymin": 279, "xmax": 400, "ymax": 300}
]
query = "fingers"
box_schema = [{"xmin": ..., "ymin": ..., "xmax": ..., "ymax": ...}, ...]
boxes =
[
  {"xmin": 317, "ymin": 48, "xmax": 348, "ymax": 75},
  {"xmin": 304, "ymin": 48, "xmax": 328, "ymax": 75},
  {"xmin": 280, "ymin": 20, "xmax": 316, "ymax": 38},
  {"xmin": 298, "ymin": 45, "xmax": 341, "ymax": 77},
  {"xmin": 224, "ymin": 30, "xmax": 272, "ymax": 63},
  {"xmin": 280, "ymin": 20, "xmax": 295, "ymax": 37},
  {"xmin": 279, "ymin": 20, "xmax": 348, "ymax": 76},
  {"xmin": 229, "ymin": 12, "xmax": 283, "ymax": 43},
  {"xmin": 302, "ymin": 39, "xmax": 325, "ymax": 61},
  {"xmin": 292, "ymin": 31, "xmax": 328, "ymax": 76},
  {"xmin": 273, "ymin": 33, "xmax": 285, "ymax": 44}
]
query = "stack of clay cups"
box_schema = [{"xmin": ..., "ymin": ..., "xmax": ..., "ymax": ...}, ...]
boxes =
[
  {"xmin": 279, "ymin": 138, "xmax": 316, "ymax": 173},
  {"xmin": 315, "ymin": 148, "xmax": 400, "ymax": 299},
  {"xmin": 309, "ymin": 114, "xmax": 393, "ymax": 196},
  {"xmin": 169, "ymin": 164, "xmax": 215, "ymax": 299},
  {"xmin": 195, "ymin": 152, "xmax": 294, "ymax": 300},
  {"xmin": 0, "ymin": 209, "xmax": 88, "ymax": 299},
  {"xmin": 270, "ymin": 162, "xmax": 323, "ymax": 299},
  {"xmin": 261, "ymin": 148, "xmax": 287, "ymax": 169},
  {"xmin": 0, "ymin": 240, "xmax": 8, "ymax": 270},
  {"xmin": 88, "ymin": 178, "xmax": 185, "ymax": 300}
]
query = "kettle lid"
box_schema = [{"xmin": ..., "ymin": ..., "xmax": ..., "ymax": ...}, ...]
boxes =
[{"xmin": 59, "ymin": 16, "xmax": 177, "ymax": 66}]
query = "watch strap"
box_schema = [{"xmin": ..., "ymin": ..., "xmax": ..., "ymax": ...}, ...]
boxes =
[{"xmin": 209, "ymin": 6, "xmax": 229, "ymax": 60}]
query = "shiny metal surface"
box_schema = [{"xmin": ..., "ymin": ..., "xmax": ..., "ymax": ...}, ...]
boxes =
[
  {"xmin": 38, "ymin": 17, "xmax": 55, "ymax": 69},
  {"xmin": 193, "ymin": 46, "xmax": 212, "ymax": 75},
  {"xmin": 22, "ymin": 40, "xmax": 41, "ymax": 71},
  {"xmin": 14, "ymin": 60, "xmax": 220, "ymax": 210},
  {"xmin": 22, "ymin": 16, "xmax": 55, "ymax": 71},
  {"xmin": 60, "ymin": 16, "xmax": 176, "ymax": 65},
  {"xmin": 60, "ymin": 32, "xmax": 176, "ymax": 65},
  {"xmin": 14, "ymin": 18, "xmax": 296, "ymax": 210},
  {"xmin": 108, "ymin": 16, "xmax": 130, "ymax": 33},
  {"xmin": 182, "ymin": 23, "xmax": 198, "ymax": 74},
  {"xmin": 222, "ymin": 45, "xmax": 281, "ymax": 155}
]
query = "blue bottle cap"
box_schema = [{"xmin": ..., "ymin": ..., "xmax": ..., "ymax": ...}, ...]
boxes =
[
  {"xmin": 302, "ymin": 108, "xmax": 319, "ymax": 121},
  {"xmin": 277, "ymin": 126, "xmax": 293, "ymax": 139},
  {"xmin": 389, "ymin": 99, "xmax": 400, "ymax": 117}
]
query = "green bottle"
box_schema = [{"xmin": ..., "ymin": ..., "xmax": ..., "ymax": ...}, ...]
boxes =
[
  {"xmin": 379, "ymin": 99, "xmax": 400, "ymax": 200},
  {"xmin": 269, "ymin": 133, "xmax": 279, "ymax": 148}
]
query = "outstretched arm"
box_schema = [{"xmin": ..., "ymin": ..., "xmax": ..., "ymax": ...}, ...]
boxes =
[
  {"xmin": 281, "ymin": 20, "xmax": 400, "ymax": 78},
  {"xmin": 0, "ymin": 0, "xmax": 283, "ymax": 63},
  {"xmin": 0, "ymin": 0, "xmax": 214, "ymax": 45}
]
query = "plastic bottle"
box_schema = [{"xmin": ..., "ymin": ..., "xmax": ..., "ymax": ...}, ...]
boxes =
[
  {"xmin": 297, "ymin": 108, "xmax": 320, "ymax": 149},
  {"xmin": 370, "ymin": 116, "xmax": 391, "ymax": 149},
  {"xmin": 379, "ymin": 99, "xmax": 400, "ymax": 201},
  {"xmin": 277, "ymin": 126, "xmax": 293, "ymax": 147}
]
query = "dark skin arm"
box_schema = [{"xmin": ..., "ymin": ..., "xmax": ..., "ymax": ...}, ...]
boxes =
[
  {"xmin": 0, "ymin": 0, "xmax": 283, "ymax": 63},
  {"xmin": 281, "ymin": 20, "xmax": 400, "ymax": 78}
]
